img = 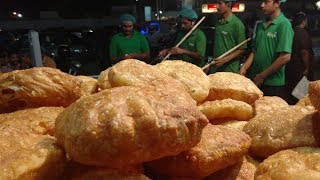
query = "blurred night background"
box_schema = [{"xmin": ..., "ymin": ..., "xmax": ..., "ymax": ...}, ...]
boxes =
[{"xmin": 1, "ymin": 0, "xmax": 320, "ymax": 76}]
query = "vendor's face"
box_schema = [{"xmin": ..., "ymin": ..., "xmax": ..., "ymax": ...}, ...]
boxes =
[
  {"xmin": 216, "ymin": 1, "xmax": 229, "ymax": 14},
  {"xmin": 261, "ymin": 0, "xmax": 279, "ymax": 15},
  {"xmin": 122, "ymin": 21, "xmax": 134, "ymax": 35},
  {"xmin": 180, "ymin": 18, "xmax": 193, "ymax": 31}
]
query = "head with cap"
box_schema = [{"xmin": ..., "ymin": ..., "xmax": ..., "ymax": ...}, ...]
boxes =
[
  {"xmin": 261, "ymin": 0, "xmax": 285, "ymax": 16},
  {"xmin": 120, "ymin": 14, "xmax": 136, "ymax": 36},
  {"xmin": 216, "ymin": 0, "xmax": 236, "ymax": 15},
  {"xmin": 293, "ymin": 11, "xmax": 307, "ymax": 28},
  {"xmin": 178, "ymin": 8, "xmax": 198, "ymax": 31}
]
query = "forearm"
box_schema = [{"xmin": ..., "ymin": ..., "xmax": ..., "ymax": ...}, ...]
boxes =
[
  {"xmin": 132, "ymin": 52, "xmax": 150, "ymax": 60},
  {"xmin": 241, "ymin": 52, "xmax": 254, "ymax": 71},
  {"xmin": 301, "ymin": 49, "xmax": 310, "ymax": 71},
  {"xmin": 182, "ymin": 49, "xmax": 203, "ymax": 62},
  {"xmin": 259, "ymin": 53, "xmax": 291, "ymax": 79},
  {"xmin": 225, "ymin": 49, "xmax": 245, "ymax": 63}
]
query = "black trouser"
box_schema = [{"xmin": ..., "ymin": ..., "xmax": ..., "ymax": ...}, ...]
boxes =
[{"xmin": 260, "ymin": 84, "xmax": 286, "ymax": 100}]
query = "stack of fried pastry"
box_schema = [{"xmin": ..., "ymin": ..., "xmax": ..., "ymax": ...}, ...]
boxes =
[{"xmin": 1, "ymin": 60, "xmax": 320, "ymax": 179}]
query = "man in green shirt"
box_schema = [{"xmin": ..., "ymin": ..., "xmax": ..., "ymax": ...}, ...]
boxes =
[
  {"xmin": 240, "ymin": 0, "xmax": 293, "ymax": 98},
  {"xmin": 207, "ymin": 0, "xmax": 247, "ymax": 74},
  {"xmin": 109, "ymin": 14, "xmax": 150, "ymax": 65},
  {"xmin": 158, "ymin": 8, "xmax": 207, "ymax": 67}
]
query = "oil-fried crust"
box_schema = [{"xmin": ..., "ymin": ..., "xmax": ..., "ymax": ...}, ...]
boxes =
[
  {"xmin": 146, "ymin": 124, "xmax": 251, "ymax": 178},
  {"xmin": 206, "ymin": 72, "xmax": 263, "ymax": 105},
  {"xmin": 243, "ymin": 106, "xmax": 318, "ymax": 158},
  {"xmin": 253, "ymin": 96, "xmax": 289, "ymax": 116},
  {"xmin": 255, "ymin": 147, "xmax": 320, "ymax": 179},
  {"xmin": 0, "ymin": 67, "xmax": 82, "ymax": 113},
  {"xmin": 55, "ymin": 85, "xmax": 208, "ymax": 168},
  {"xmin": 198, "ymin": 99, "xmax": 253, "ymax": 123},
  {"xmin": 309, "ymin": 81, "xmax": 320, "ymax": 110},
  {"xmin": 0, "ymin": 107, "xmax": 66, "ymax": 179},
  {"xmin": 75, "ymin": 75, "xmax": 98, "ymax": 96},
  {"xmin": 156, "ymin": 60, "xmax": 210, "ymax": 104}
]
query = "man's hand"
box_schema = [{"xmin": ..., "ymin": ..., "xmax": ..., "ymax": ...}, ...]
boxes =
[
  {"xmin": 253, "ymin": 73, "xmax": 265, "ymax": 87},
  {"xmin": 158, "ymin": 49, "xmax": 169, "ymax": 57},
  {"xmin": 212, "ymin": 57, "xmax": 229, "ymax": 67},
  {"xmin": 239, "ymin": 66, "xmax": 246, "ymax": 75},
  {"xmin": 202, "ymin": 65, "xmax": 210, "ymax": 74},
  {"xmin": 169, "ymin": 47, "xmax": 185, "ymax": 55}
]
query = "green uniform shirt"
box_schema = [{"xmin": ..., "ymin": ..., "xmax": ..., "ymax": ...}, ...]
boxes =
[
  {"xmin": 248, "ymin": 13, "xmax": 293, "ymax": 86},
  {"xmin": 109, "ymin": 30, "xmax": 149, "ymax": 58},
  {"xmin": 209, "ymin": 14, "xmax": 247, "ymax": 74},
  {"xmin": 173, "ymin": 28, "xmax": 206, "ymax": 67}
]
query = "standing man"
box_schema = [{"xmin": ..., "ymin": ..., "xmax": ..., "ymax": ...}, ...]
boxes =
[
  {"xmin": 285, "ymin": 12, "xmax": 314, "ymax": 104},
  {"xmin": 158, "ymin": 8, "xmax": 207, "ymax": 67},
  {"xmin": 109, "ymin": 14, "xmax": 150, "ymax": 65},
  {"xmin": 207, "ymin": 0, "xmax": 247, "ymax": 74},
  {"xmin": 240, "ymin": 0, "xmax": 293, "ymax": 98}
]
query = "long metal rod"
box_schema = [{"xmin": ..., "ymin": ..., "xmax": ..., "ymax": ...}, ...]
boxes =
[{"xmin": 162, "ymin": 16, "xmax": 206, "ymax": 61}]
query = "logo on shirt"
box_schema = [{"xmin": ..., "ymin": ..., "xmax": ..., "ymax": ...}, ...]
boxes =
[
  {"xmin": 188, "ymin": 42, "xmax": 194, "ymax": 47},
  {"xmin": 221, "ymin": 31, "xmax": 228, "ymax": 35},
  {"xmin": 267, "ymin": 32, "xmax": 277, "ymax": 38}
]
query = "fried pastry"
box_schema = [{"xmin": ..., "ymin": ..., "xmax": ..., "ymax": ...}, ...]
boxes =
[
  {"xmin": 0, "ymin": 67, "xmax": 82, "ymax": 113},
  {"xmin": 155, "ymin": 60, "xmax": 210, "ymax": 103},
  {"xmin": 97, "ymin": 67, "xmax": 112, "ymax": 90},
  {"xmin": 0, "ymin": 107, "xmax": 66, "ymax": 179},
  {"xmin": 243, "ymin": 106, "xmax": 318, "ymax": 158},
  {"xmin": 55, "ymin": 85, "xmax": 208, "ymax": 168},
  {"xmin": 145, "ymin": 124, "xmax": 251, "ymax": 178},
  {"xmin": 206, "ymin": 155, "xmax": 259, "ymax": 180},
  {"xmin": 221, "ymin": 120, "xmax": 248, "ymax": 131},
  {"xmin": 255, "ymin": 147, "xmax": 320, "ymax": 179},
  {"xmin": 206, "ymin": 72, "xmax": 263, "ymax": 104},
  {"xmin": 296, "ymin": 94, "xmax": 313, "ymax": 107},
  {"xmin": 106, "ymin": 59, "xmax": 186, "ymax": 91},
  {"xmin": 308, "ymin": 81, "xmax": 320, "ymax": 110},
  {"xmin": 75, "ymin": 75, "xmax": 98, "ymax": 96},
  {"xmin": 198, "ymin": 99, "xmax": 253, "ymax": 123},
  {"xmin": 253, "ymin": 96, "xmax": 289, "ymax": 116},
  {"xmin": 63, "ymin": 161, "xmax": 149, "ymax": 180}
]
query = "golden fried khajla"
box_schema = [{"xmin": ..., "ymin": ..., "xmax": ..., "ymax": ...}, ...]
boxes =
[
  {"xmin": 255, "ymin": 147, "xmax": 320, "ymax": 179},
  {"xmin": 0, "ymin": 67, "xmax": 82, "ymax": 113},
  {"xmin": 0, "ymin": 107, "xmax": 66, "ymax": 179},
  {"xmin": 75, "ymin": 75, "xmax": 98, "ymax": 96},
  {"xmin": 253, "ymin": 96, "xmax": 289, "ymax": 116},
  {"xmin": 198, "ymin": 99, "xmax": 253, "ymax": 124},
  {"xmin": 55, "ymin": 85, "xmax": 208, "ymax": 168},
  {"xmin": 206, "ymin": 72, "xmax": 263, "ymax": 104},
  {"xmin": 243, "ymin": 106, "xmax": 318, "ymax": 158},
  {"xmin": 155, "ymin": 60, "xmax": 210, "ymax": 104},
  {"xmin": 145, "ymin": 124, "xmax": 251, "ymax": 178},
  {"xmin": 99, "ymin": 59, "xmax": 186, "ymax": 92}
]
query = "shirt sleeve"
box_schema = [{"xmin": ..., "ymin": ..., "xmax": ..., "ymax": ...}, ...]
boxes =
[
  {"xmin": 195, "ymin": 31, "xmax": 207, "ymax": 57},
  {"xmin": 109, "ymin": 35, "xmax": 118, "ymax": 58},
  {"xmin": 236, "ymin": 21, "xmax": 247, "ymax": 49},
  {"xmin": 276, "ymin": 21, "xmax": 294, "ymax": 53}
]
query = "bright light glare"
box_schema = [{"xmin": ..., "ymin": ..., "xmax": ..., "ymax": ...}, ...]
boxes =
[
  {"xmin": 17, "ymin": 13, "xmax": 23, "ymax": 18},
  {"xmin": 159, "ymin": 10, "xmax": 162, "ymax": 14},
  {"xmin": 316, "ymin": 1, "xmax": 320, "ymax": 9},
  {"xmin": 12, "ymin": 11, "xmax": 17, "ymax": 15}
]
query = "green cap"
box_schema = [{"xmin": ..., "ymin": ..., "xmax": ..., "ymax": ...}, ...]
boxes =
[
  {"xmin": 280, "ymin": 0, "xmax": 286, "ymax": 2},
  {"xmin": 120, "ymin": 14, "xmax": 136, "ymax": 24},
  {"xmin": 179, "ymin": 8, "xmax": 198, "ymax": 20}
]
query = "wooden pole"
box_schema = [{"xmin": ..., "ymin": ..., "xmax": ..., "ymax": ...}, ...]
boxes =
[{"xmin": 202, "ymin": 38, "xmax": 251, "ymax": 70}]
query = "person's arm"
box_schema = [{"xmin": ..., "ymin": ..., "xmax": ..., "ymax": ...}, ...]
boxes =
[
  {"xmin": 301, "ymin": 49, "xmax": 311, "ymax": 76},
  {"xmin": 253, "ymin": 53, "xmax": 291, "ymax": 86},
  {"xmin": 169, "ymin": 47, "xmax": 203, "ymax": 62},
  {"xmin": 239, "ymin": 52, "xmax": 254, "ymax": 75},
  {"xmin": 125, "ymin": 51, "xmax": 150, "ymax": 60},
  {"xmin": 213, "ymin": 49, "xmax": 245, "ymax": 67}
]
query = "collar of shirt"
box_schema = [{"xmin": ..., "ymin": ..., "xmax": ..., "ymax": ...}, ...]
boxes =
[
  {"xmin": 262, "ymin": 12, "xmax": 285, "ymax": 29},
  {"xmin": 218, "ymin": 14, "xmax": 234, "ymax": 24},
  {"xmin": 119, "ymin": 30, "xmax": 138, "ymax": 37}
]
